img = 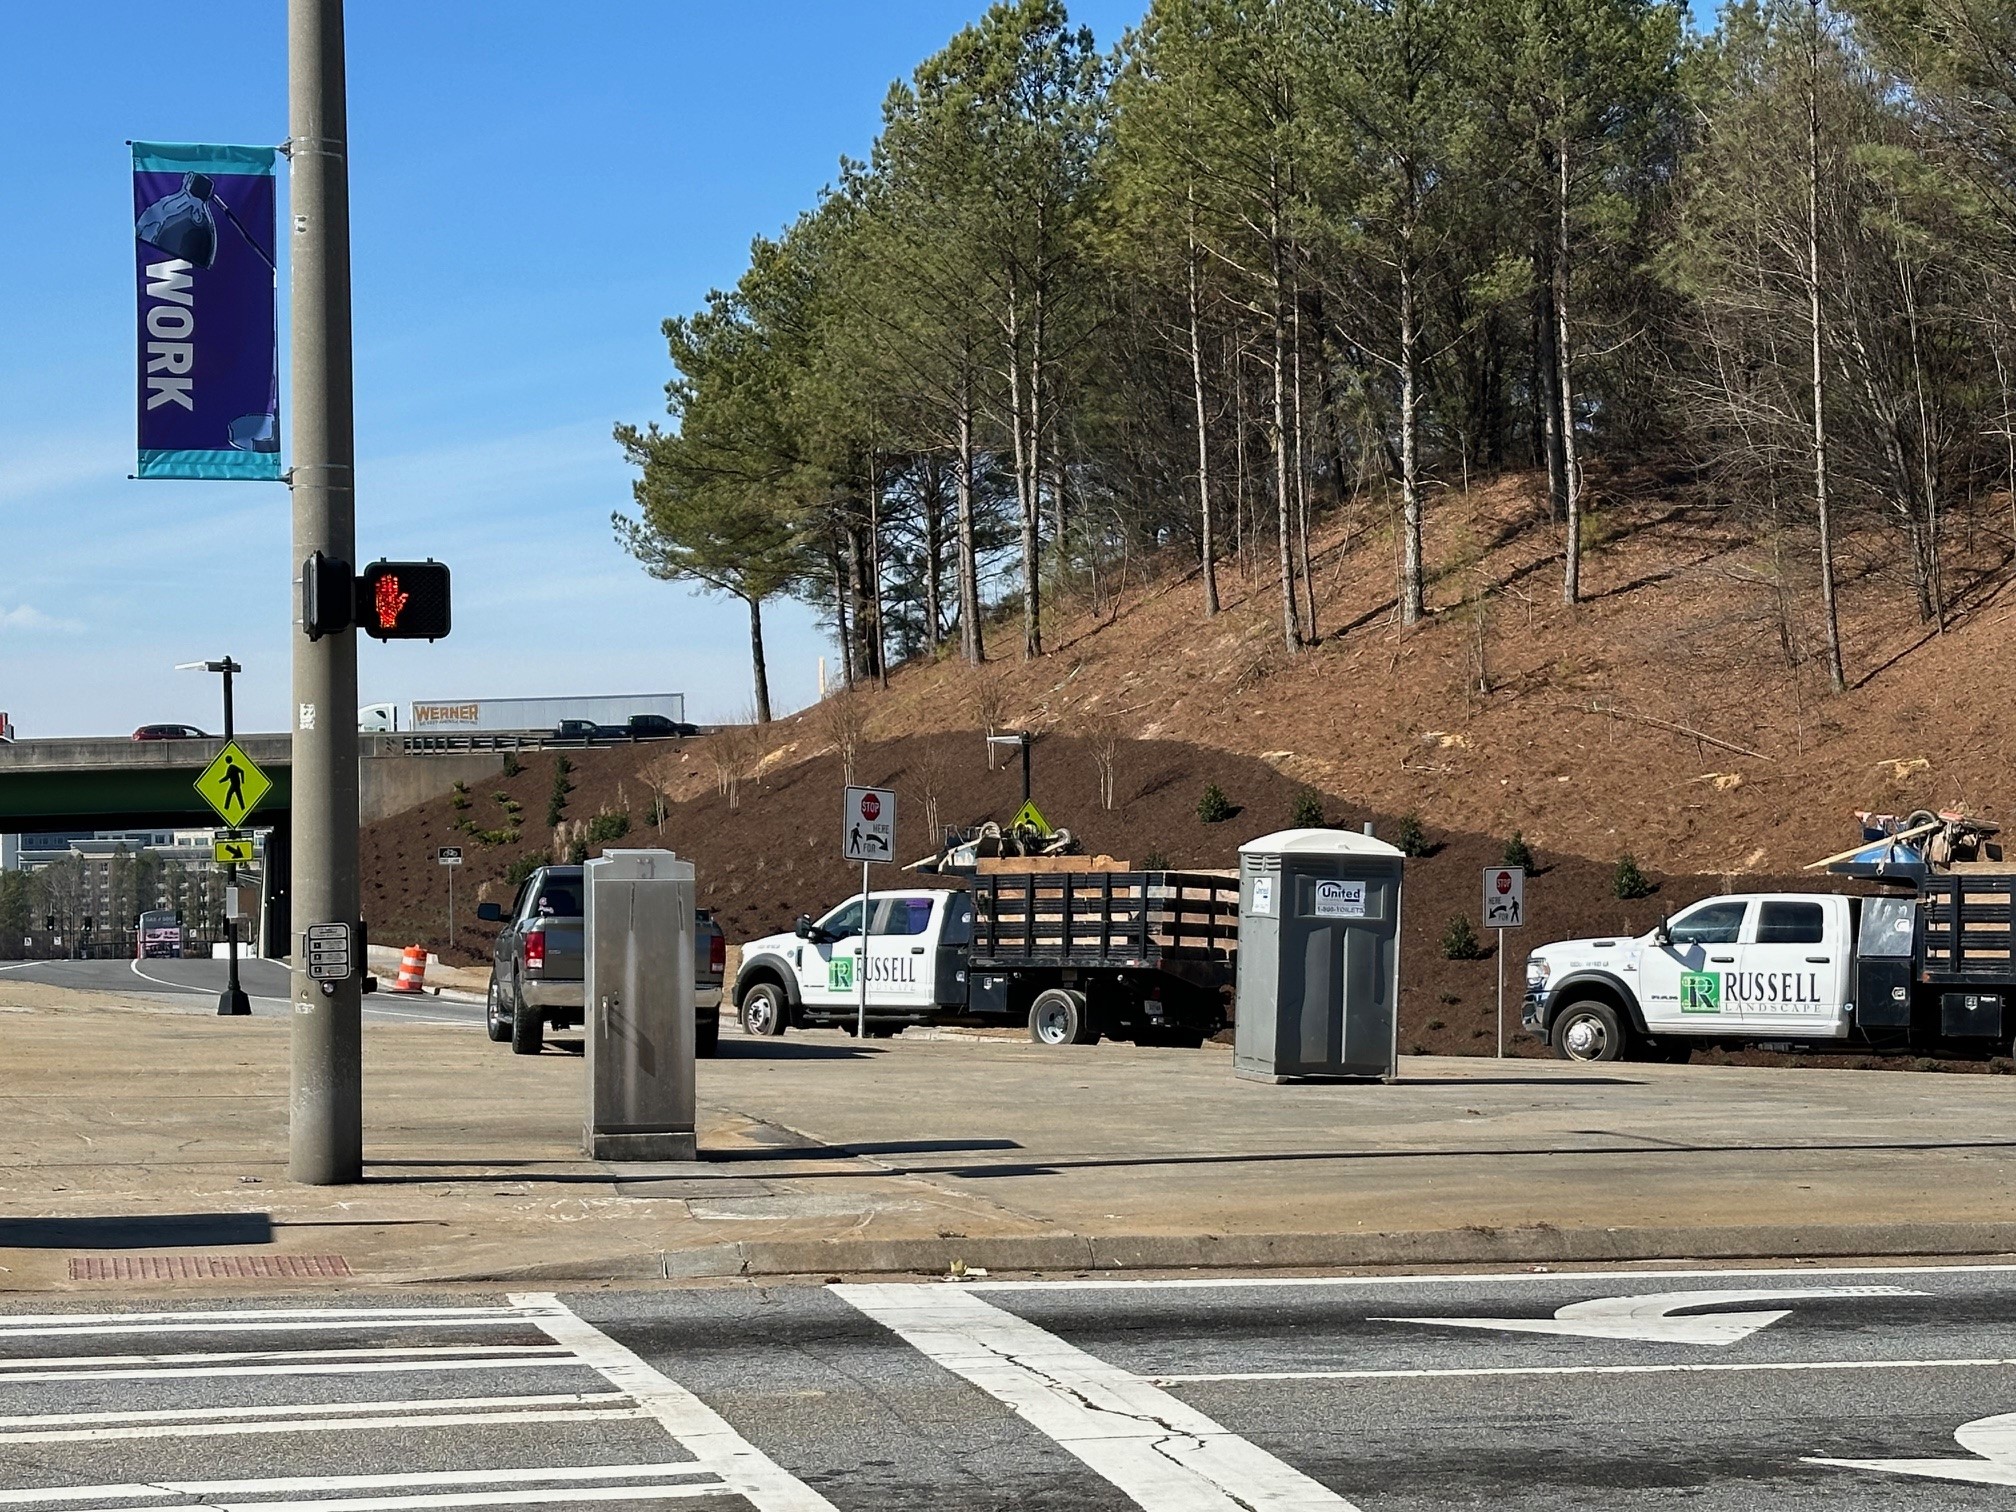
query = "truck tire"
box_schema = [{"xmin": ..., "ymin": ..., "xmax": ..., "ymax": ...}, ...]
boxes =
[
  {"xmin": 695, "ymin": 1016, "xmax": 719, "ymax": 1058},
  {"xmin": 739, "ymin": 982, "xmax": 788, "ymax": 1038},
  {"xmin": 1029, "ymin": 988, "xmax": 1096, "ymax": 1047},
  {"xmin": 1552, "ymin": 1001, "xmax": 1625, "ymax": 1063},
  {"xmin": 509, "ymin": 985, "xmax": 544, "ymax": 1056},
  {"xmin": 484, "ymin": 978, "xmax": 511, "ymax": 1044}
]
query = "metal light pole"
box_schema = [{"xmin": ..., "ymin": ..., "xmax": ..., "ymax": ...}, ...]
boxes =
[
  {"xmin": 176, "ymin": 658, "xmax": 250, "ymax": 1016},
  {"xmin": 987, "ymin": 731, "xmax": 1034, "ymax": 805},
  {"xmin": 288, "ymin": 0, "xmax": 363, "ymax": 1184}
]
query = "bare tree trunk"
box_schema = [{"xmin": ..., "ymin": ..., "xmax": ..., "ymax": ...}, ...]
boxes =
[
  {"xmin": 1398, "ymin": 176, "xmax": 1425, "ymax": 627},
  {"xmin": 1294, "ymin": 294, "xmax": 1316, "ymax": 638},
  {"xmin": 956, "ymin": 362, "xmax": 984, "ymax": 665},
  {"xmin": 1995, "ymin": 337, "xmax": 2016, "ymax": 543},
  {"xmin": 923, "ymin": 458, "xmax": 945, "ymax": 652},
  {"xmin": 1187, "ymin": 222, "xmax": 1220, "ymax": 617},
  {"xmin": 1006, "ymin": 274, "xmax": 1042, "ymax": 659},
  {"xmin": 867, "ymin": 452, "xmax": 889, "ymax": 688},
  {"xmin": 1557, "ymin": 134, "xmax": 1584, "ymax": 606},
  {"xmin": 831, "ymin": 548, "xmax": 854, "ymax": 689},
  {"xmin": 1270, "ymin": 208, "xmax": 1302, "ymax": 652},
  {"xmin": 1806, "ymin": 0, "xmax": 1846, "ymax": 692},
  {"xmin": 1233, "ymin": 336, "xmax": 1249, "ymax": 580},
  {"xmin": 746, "ymin": 595, "xmax": 772, "ymax": 723}
]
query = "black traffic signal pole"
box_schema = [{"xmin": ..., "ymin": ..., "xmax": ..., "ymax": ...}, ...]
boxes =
[{"xmin": 213, "ymin": 656, "xmax": 251, "ymax": 1017}]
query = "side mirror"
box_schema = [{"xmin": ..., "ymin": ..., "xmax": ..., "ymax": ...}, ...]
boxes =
[
  {"xmin": 475, "ymin": 902, "xmax": 504, "ymax": 923},
  {"xmin": 1652, "ymin": 919, "xmax": 1672, "ymax": 947},
  {"xmin": 794, "ymin": 913, "xmax": 816, "ymax": 940}
]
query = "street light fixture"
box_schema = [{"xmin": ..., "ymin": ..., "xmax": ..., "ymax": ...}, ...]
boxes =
[{"xmin": 176, "ymin": 657, "xmax": 251, "ymax": 1017}]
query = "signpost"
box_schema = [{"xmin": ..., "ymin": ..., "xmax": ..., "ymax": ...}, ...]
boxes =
[
  {"xmin": 1482, "ymin": 866, "xmax": 1527, "ymax": 1057},
  {"xmin": 438, "ymin": 846, "xmax": 463, "ymax": 947},
  {"xmin": 181, "ymin": 658, "xmax": 261, "ymax": 1016},
  {"xmin": 842, "ymin": 786, "xmax": 897, "ymax": 1041}
]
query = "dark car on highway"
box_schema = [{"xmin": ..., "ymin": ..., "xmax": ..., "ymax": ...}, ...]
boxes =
[
  {"xmin": 132, "ymin": 724, "xmax": 210, "ymax": 740},
  {"xmin": 623, "ymin": 714, "xmax": 699, "ymax": 740}
]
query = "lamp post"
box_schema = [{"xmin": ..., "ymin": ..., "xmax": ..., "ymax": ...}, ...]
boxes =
[
  {"xmin": 177, "ymin": 657, "xmax": 251, "ymax": 1016},
  {"xmin": 987, "ymin": 731, "xmax": 1034, "ymax": 806}
]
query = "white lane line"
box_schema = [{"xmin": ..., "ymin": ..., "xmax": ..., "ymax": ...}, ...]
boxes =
[
  {"xmin": 0, "ymin": 1464, "xmax": 712, "ymax": 1506},
  {"xmin": 0, "ymin": 1356, "xmax": 588, "ymax": 1385},
  {"xmin": 0, "ymin": 1405, "xmax": 649, "ymax": 1445},
  {"xmin": 0, "ymin": 1313, "xmax": 551, "ymax": 1339},
  {"xmin": 513, "ymin": 1290, "xmax": 837, "ymax": 1512},
  {"xmin": 0, "ymin": 1345, "xmax": 566, "ymax": 1372},
  {"xmin": 971, "ymin": 1261, "xmax": 2016, "ymax": 1292},
  {"xmin": 0, "ymin": 1390, "xmax": 625, "ymax": 1431},
  {"xmin": 1152, "ymin": 1356, "xmax": 2016, "ymax": 1385},
  {"xmin": 5, "ymin": 1488, "xmax": 725, "ymax": 1511},
  {"xmin": 836, "ymin": 1282, "xmax": 1360, "ymax": 1511}
]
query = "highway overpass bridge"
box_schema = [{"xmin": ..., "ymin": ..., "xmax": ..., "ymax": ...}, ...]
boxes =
[{"xmin": 0, "ymin": 735, "xmax": 504, "ymax": 957}]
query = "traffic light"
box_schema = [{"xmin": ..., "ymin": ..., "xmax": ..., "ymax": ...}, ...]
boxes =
[{"xmin": 357, "ymin": 560, "xmax": 451, "ymax": 641}]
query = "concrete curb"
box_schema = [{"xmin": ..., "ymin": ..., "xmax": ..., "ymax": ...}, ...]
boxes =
[{"xmin": 403, "ymin": 1221, "xmax": 2016, "ymax": 1284}]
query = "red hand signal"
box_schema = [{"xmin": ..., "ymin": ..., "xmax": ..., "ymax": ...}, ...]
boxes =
[{"xmin": 374, "ymin": 573, "xmax": 408, "ymax": 630}]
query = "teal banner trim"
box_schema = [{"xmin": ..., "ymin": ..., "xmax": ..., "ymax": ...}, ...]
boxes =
[
  {"xmin": 131, "ymin": 141, "xmax": 275, "ymax": 176},
  {"xmin": 137, "ymin": 449, "xmax": 283, "ymax": 481}
]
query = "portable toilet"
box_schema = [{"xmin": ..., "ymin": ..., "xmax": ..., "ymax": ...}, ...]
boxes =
[{"xmin": 1235, "ymin": 828, "xmax": 1405, "ymax": 1081}]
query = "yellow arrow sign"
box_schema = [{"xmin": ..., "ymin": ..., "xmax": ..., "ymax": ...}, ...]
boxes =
[
  {"xmin": 193, "ymin": 742, "xmax": 272, "ymax": 827},
  {"xmin": 1009, "ymin": 799, "xmax": 1053, "ymax": 837},
  {"xmin": 213, "ymin": 835, "xmax": 256, "ymax": 865}
]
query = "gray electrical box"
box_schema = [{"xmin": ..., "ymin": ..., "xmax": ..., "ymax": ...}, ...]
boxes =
[
  {"xmin": 584, "ymin": 849, "xmax": 697, "ymax": 1160},
  {"xmin": 1235, "ymin": 828, "xmax": 1405, "ymax": 1082}
]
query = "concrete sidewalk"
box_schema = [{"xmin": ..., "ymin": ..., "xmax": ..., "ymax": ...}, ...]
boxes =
[{"xmin": 4, "ymin": 981, "xmax": 2016, "ymax": 1293}]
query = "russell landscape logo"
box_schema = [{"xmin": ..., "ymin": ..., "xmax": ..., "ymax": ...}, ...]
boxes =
[{"xmin": 1680, "ymin": 970, "xmax": 1721, "ymax": 1012}]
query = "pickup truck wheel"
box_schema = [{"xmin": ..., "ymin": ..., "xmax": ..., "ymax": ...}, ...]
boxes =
[
  {"xmin": 739, "ymin": 982, "xmax": 788, "ymax": 1038},
  {"xmin": 484, "ymin": 978, "xmax": 511, "ymax": 1043},
  {"xmin": 509, "ymin": 986, "xmax": 544, "ymax": 1056},
  {"xmin": 1553, "ymin": 1002, "xmax": 1624, "ymax": 1063},
  {"xmin": 1029, "ymin": 988, "xmax": 1095, "ymax": 1047},
  {"xmin": 695, "ymin": 1017, "xmax": 719, "ymax": 1058}
]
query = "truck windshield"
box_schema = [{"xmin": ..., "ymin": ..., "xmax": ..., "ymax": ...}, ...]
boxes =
[
  {"xmin": 820, "ymin": 900, "xmax": 864, "ymax": 939},
  {"xmin": 531, "ymin": 882, "xmax": 581, "ymax": 916}
]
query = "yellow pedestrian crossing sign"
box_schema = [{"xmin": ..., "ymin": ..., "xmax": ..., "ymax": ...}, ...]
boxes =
[
  {"xmin": 1009, "ymin": 799, "xmax": 1053, "ymax": 837},
  {"xmin": 213, "ymin": 835, "xmax": 256, "ymax": 865},
  {"xmin": 194, "ymin": 742, "xmax": 272, "ymax": 826}
]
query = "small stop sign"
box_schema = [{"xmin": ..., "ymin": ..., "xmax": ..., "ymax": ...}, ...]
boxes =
[
  {"xmin": 860, "ymin": 792, "xmax": 881, "ymax": 821},
  {"xmin": 1496, "ymin": 871, "xmax": 1512, "ymax": 894}
]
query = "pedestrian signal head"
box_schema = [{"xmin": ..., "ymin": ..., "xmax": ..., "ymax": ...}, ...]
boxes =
[{"xmin": 356, "ymin": 560, "xmax": 451, "ymax": 642}]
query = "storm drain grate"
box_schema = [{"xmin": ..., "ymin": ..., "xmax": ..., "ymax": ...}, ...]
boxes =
[{"xmin": 69, "ymin": 1254, "xmax": 351, "ymax": 1282}]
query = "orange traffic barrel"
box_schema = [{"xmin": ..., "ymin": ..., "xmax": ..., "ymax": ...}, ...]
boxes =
[{"xmin": 388, "ymin": 944, "xmax": 429, "ymax": 994}]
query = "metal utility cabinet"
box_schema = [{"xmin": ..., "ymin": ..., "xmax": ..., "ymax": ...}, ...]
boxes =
[
  {"xmin": 583, "ymin": 849, "xmax": 696, "ymax": 1160},
  {"xmin": 1235, "ymin": 829, "xmax": 1405, "ymax": 1081}
]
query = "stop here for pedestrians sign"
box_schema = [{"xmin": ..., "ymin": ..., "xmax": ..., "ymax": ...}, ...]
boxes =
[
  {"xmin": 843, "ymin": 785, "xmax": 897, "ymax": 863},
  {"xmin": 1483, "ymin": 866, "xmax": 1526, "ymax": 928}
]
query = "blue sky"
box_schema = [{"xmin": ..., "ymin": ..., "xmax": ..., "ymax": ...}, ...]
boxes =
[{"xmin": 0, "ymin": 1, "xmax": 1140, "ymax": 737}]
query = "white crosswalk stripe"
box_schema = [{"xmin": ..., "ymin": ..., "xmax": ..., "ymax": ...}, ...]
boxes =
[{"xmin": 0, "ymin": 1298, "xmax": 831, "ymax": 1512}]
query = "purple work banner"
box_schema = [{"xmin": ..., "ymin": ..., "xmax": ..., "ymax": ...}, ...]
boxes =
[{"xmin": 132, "ymin": 142, "xmax": 279, "ymax": 480}]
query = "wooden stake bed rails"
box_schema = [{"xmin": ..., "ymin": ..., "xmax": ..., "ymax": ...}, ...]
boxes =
[
  {"xmin": 1918, "ymin": 875, "xmax": 2016, "ymax": 984},
  {"xmin": 970, "ymin": 870, "xmax": 1240, "ymax": 967}
]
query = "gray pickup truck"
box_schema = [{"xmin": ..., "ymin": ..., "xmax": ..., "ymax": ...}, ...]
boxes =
[{"xmin": 479, "ymin": 864, "xmax": 725, "ymax": 1056}]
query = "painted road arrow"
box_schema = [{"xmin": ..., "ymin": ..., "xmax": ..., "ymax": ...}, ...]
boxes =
[
  {"xmin": 1377, "ymin": 1286, "xmax": 1925, "ymax": 1347},
  {"xmin": 1812, "ymin": 1409, "xmax": 2016, "ymax": 1487}
]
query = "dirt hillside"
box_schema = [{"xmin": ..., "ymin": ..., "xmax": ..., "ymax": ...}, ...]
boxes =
[{"xmin": 360, "ymin": 466, "xmax": 2016, "ymax": 1065}]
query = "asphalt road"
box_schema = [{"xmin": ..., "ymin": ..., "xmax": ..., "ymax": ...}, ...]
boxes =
[
  {"xmin": 6, "ymin": 1263, "xmax": 2016, "ymax": 1508},
  {"xmin": 0, "ymin": 955, "xmax": 485, "ymax": 1027}
]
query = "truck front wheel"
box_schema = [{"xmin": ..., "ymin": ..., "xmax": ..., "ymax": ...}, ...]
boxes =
[
  {"xmin": 739, "ymin": 982, "xmax": 788, "ymax": 1038},
  {"xmin": 1029, "ymin": 988, "xmax": 1097, "ymax": 1047},
  {"xmin": 1552, "ymin": 1001, "xmax": 1625, "ymax": 1063}
]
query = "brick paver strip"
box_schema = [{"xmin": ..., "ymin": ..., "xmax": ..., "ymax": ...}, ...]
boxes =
[{"xmin": 68, "ymin": 1255, "xmax": 351, "ymax": 1281}]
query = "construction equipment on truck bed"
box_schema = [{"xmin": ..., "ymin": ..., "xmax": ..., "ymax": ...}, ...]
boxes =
[{"xmin": 1807, "ymin": 809, "xmax": 2003, "ymax": 882}]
